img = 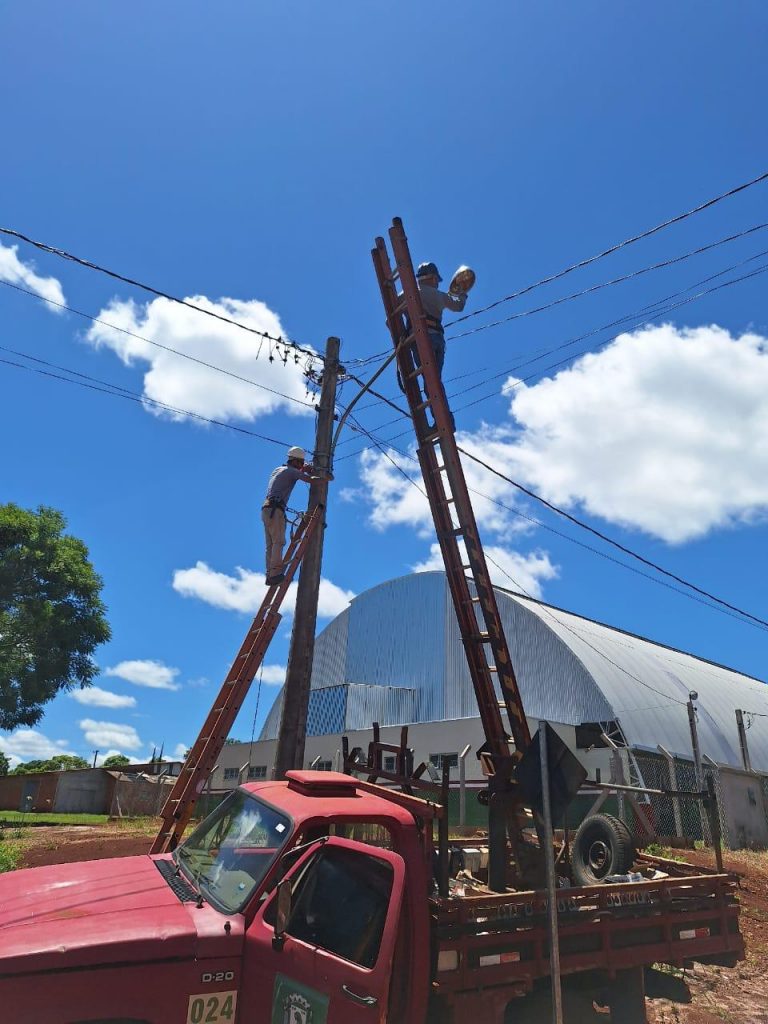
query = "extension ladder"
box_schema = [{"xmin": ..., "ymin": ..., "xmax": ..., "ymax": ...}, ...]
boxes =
[
  {"xmin": 150, "ymin": 505, "xmax": 322, "ymax": 854},
  {"xmin": 372, "ymin": 220, "xmax": 533, "ymax": 885}
]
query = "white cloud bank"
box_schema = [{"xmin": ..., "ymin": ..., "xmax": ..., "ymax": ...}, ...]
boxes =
[
  {"xmin": 173, "ymin": 563, "xmax": 354, "ymax": 620},
  {"xmin": 357, "ymin": 324, "xmax": 768, "ymax": 547},
  {"xmin": 79, "ymin": 719, "xmax": 143, "ymax": 751},
  {"xmin": 68, "ymin": 686, "xmax": 137, "ymax": 709},
  {"xmin": 105, "ymin": 660, "xmax": 181, "ymax": 691},
  {"xmin": 0, "ymin": 242, "xmax": 66, "ymax": 308},
  {"xmin": 84, "ymin": 294, "xmax": 314, "ymax": 423},
  {"xmin": 0, "ymin": 729, "xmax": 73, "ymax": 767},
  {"xmin": 499, "ymin": 324, "xmax": 768, "ymax": 543},
  {"xmin": 413, "ymin": 543, "xmax": 558, "ymax": 600}
]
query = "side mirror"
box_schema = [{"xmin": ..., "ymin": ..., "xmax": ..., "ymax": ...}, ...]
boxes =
[{"xmin": 272, "ymin": 878, "xmax": 292, "ymax": 951}]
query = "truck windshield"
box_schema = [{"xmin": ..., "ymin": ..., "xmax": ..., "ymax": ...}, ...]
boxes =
[{"xmin": 174, "ymin": 790, "xmax": 291, "ymax": 913}]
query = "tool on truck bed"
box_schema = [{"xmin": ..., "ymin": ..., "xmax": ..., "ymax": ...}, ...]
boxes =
[{"xmin": 151, "ymin": 504, "xmax": 323, "ymax": 854}]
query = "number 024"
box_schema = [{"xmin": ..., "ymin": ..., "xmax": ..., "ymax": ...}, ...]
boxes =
[{"xmin": 187, "ymin": 990, "xmax": 237, "ymax": 1024}]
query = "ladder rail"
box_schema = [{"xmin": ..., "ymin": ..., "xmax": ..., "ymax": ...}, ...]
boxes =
[
  {"xmin": 373, "ymin": 220, "xmax": 531, "ymax": 763},
  {"xmin": 150, "ymin": 505, "xmax": 323, "ymax": 854}
]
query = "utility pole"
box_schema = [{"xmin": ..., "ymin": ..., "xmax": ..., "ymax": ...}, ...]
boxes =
[
  {"xmin": 687, "ymin": 691, "xmax": 711, "ymax": 844},
  {"xmin": 92, "ymin": 750, "xmax": 99, "ymax": 768},
  {"xmin": 736, "ymin": 709, "xmax": 752, "ymax": 773},
  {"xmin": 274, "ymin": 337, "xmax": 341, "ymax": 778}
]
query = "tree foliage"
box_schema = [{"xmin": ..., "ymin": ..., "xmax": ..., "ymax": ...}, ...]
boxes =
[
  {"xmin": 0, "ymin": 752, "xmax": 9, "ymax": 777},
  {"xmin": 0, "ymin": 504, "xmax": 111, "ymax": 729},
  {"xmin": 11, "ymin": 754, "xmax": 90, "ymax": 774},
  {"xmin": 102, "ymin": 753, "xmax": 130, "ymax": 768}
]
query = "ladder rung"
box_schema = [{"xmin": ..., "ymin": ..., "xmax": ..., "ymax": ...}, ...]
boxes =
[
  {"xmin": 439, "ymin": 527, "xmax": 464, "ymax": 538},
  {"xmin": 414, "ymin": 399, "xmax": 432, "ymax": 413},
  {"xmin": 471, "ymin": 633, "xmax": 491, "ymax": 642},
  {"xmin": 403, "ymin": 366, "xmax": 422, "ymax": 381},
  {"xmin": 488, "ymin": 666, "xmax": 498, "ymax": 673}
]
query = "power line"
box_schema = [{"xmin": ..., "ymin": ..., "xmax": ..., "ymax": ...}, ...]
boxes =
[
  {"xmin": 457, "ymin": 446, "xmax": 768, "ymax": 632},
  {"xmin": 446, "ymin": 222, "xmax": 768, "ymax": 341},
  {"xmin": 354, "ymin": 415, "xmax": 688, "ymax": 706},
  {"xmin": 0, "ymin": 345, "xmax": 299, "ymax": 449},
  {"xmin": 0, "ymin": 278, "xmax": 318, "ymax": 411},
  {"xmin": 340, "ymin": 419, "xmax": 768, "ymax": 633},
  {"xmin": 447, "ymin": 168, "xmax": 768, "ymax": 327},
  {"xmin": 339, "ymin": 251, "xmax": 768, "ymax": 451},
  {"xmin": 0, "ymin": 225, "xmax": 321, "ymax": 361}
]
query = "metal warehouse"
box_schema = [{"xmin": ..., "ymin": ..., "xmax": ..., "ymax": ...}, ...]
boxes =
[{"xmin": 255, "ymin": 571, "xmax": 768, "ymax": 770}]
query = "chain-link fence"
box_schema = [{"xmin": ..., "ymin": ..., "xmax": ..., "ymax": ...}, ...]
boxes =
[{"xmin": 611, "ymin": 750, "xmax": 768, "ymax": 851}]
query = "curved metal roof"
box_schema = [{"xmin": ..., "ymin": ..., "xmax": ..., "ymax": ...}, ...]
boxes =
[{"xmin": 261, "ymin": 572, "xmax": 768, "ymax": 771}]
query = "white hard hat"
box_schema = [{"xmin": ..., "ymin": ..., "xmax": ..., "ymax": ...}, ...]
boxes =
[{"xmin": 287, "ymin": 446, "xmax": 306, "ymax": 461}]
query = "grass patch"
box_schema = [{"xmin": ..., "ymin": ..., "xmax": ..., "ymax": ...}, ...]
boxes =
[
  {"xmin": 644, "ymin": 842, "xmax": 687, "ymax": 862},
  {"xmin": 0, "ymin": 811, "xmax": 108, "ymax": 827},
  {"xmin": 0, "ymin": 843, "xmax": 22, "ymax": 873}
]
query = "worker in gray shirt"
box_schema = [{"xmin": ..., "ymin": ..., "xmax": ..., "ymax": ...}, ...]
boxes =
[
  {"xmin": 262, "ymin": 446, "xmax": 313, "ymax": 584},
  {"xmin": 407, "ymin": 261, "xmax": 469, "ymax": 429}
]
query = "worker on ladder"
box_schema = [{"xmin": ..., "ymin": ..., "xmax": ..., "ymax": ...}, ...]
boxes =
[
  {"xmin": 262, "ymin": 446, "xmax": 313, "ymax": 585},
  {"xmin": 402, "ymin": 262, "xmax": 472, "ymax": 428}
]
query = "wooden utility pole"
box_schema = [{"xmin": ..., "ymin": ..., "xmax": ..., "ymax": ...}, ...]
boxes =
[{"xmin": 274, "ymin": 337, "xmax": 341, "ymax": 779}]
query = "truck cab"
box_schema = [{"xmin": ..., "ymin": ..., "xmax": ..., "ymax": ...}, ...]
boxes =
[{"xmin": 2, "ymin": 771, "xmax": 430, "ymax": 1024}]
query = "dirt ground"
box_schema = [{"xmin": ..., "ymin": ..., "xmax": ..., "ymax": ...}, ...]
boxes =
[
  {"xmin": 17, "ymin": 821, "xmax": 156, "ymax": 869},
  {"xmin": 12, "ymin": 828, "xmax": 768, "ymax": 1022}
]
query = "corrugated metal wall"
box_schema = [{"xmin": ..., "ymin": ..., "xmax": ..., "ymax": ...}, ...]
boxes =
[{"xmin": 258, "ymin": 571, "xmax": 768, "ymax": 772}]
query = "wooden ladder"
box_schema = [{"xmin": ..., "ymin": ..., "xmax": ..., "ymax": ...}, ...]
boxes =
[{"xmin": 150, "ymin": 505, "xmax": 322, "ymax": 854}]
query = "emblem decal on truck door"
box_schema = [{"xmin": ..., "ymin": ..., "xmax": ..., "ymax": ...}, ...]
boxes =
[
  {"xmin": 186, "ymin": 990, "xmax": 237, "ymax": 1023},
  {"xmin": 271, "ymin": 974, "xmax": 329, "ymax": 1024}
]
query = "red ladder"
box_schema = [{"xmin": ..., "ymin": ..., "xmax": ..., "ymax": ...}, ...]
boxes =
[
  {"xmin": 150, "ymin": 505, "xmax": 322, "ymax": 854},
  {"xmin": 372, "ymin": 220, "xmax": 533, "ymax": 885}
]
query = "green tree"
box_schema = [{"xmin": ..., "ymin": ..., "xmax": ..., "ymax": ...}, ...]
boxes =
[
  {"xmin": 0, "ymin": 751, "xmax": 9, "ymax": 776},
  {"xmin": 11, "ymin": 754, "xmax": 89, "ymax": 774},
  {"xmin": 0, "ymin": 504, "xmax": 110, "ymax": 729},
  {"xmin": 102, "ymin": 753, "xmax": 130, "ymax": 768}
]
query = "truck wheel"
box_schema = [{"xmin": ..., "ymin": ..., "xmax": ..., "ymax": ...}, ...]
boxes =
[{"xmin": 571, "ymin": 813, "xmax": 635, "ymax": 886}]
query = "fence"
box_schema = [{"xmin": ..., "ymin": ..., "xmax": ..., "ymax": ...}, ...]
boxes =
[
  {"xmin": 613, "ymin": 750, "xmax": 768, "ymax": 851},
  {"xmin": 109, "ymin": 773, "xmax": 175, "ymax": 817}
]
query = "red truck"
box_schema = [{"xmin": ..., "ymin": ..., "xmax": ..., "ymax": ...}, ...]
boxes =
[{"xmin": 2, "ymin": 769, "xmax": 742, "ymax": 1024}]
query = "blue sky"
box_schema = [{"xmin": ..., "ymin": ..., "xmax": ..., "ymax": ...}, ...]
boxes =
[{"xmin": 2, "ymin": 1, "xmax": 768, "ymax": 767}]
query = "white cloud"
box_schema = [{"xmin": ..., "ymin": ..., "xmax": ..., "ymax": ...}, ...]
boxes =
[
  {"xmin": 0, "ymin": 729, "xmax": 73, "ymax": 767},
  {"xmin": 412, "ymin": 543, "xmax": 558, "ymax": 600},
  {"xmin": 105, "ymin": 659, "xmax": 181, "ymax": 691},
  {"xmin": 79, "ymin": 719, "xmax": 143, "ymax": 751},
  {"xmin": 68, "ymin": 686, "xmax": 137, "ymax": 709},
  {"xmin": 355, "ymin": 438, "xmax": 528, "ymax": 538},
  {"xmin": 495, "ymin": 323, "xmax": 768, "ymax": 543},
  {"xmin": 95, "ymin": 749, "xmax": 143, "ymax": 767},
  {"xmin": 0, "ymin": 242, "xmax": 66, "ymax": 308},
  {"xmin": 172, "ymin": 743, "xmax": 188, "ymax": 759},
  {"xmin": 84, "ymin": 294, "xmax": 315, "ymax": 423},
  {"xmin": 172, "ymin": 563, "xmax": 354, "ymax": 620},
  {"xmin": 260, "ymin": 664, "xmax": 287, "ymax": 685}
]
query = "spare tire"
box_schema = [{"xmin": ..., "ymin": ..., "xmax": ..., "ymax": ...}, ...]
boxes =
[{"xmin": 571, "ymin": 813, "xmax": 636, "ymax": 886}]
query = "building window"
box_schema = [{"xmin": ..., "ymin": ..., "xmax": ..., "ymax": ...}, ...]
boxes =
[
  {"xmin": 383, "ymin": 755, "xmax": 396, "ymax": 773},
  {"xmin": 223, "ymin": 767, "xmax": 239, "ymax": 781},
  {"xmin": 430, "ymin": 753, "xmax": 458, "ymax": 774},
  {"xmin": 248, "ymin": 765, "xmax": 267, "ymax": 780},
  {"xmin": 314, "ymin": 759, "xmax": 333, "ymax": 772}
]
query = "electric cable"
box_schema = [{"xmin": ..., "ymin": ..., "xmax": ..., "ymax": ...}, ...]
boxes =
[
  {"xmin": 0, "ymin": 279, "xmax": 318, "ymax": 411},
  {"xmin": 0, "ymin": 226, "xmax": 320, "ymax": 360},
  {"xmin": 354, "ymin": 416, "xmax": 688, "ymax": 705},
  {"xmin": 0, "ymin": 345, "xmax": 299, "ymax": 448},
  {"xmin": 456, "ymin": 446, "xmax": 768, "ymax": 632},
  {"xmin": 339, "ymin": 252, "xmax": 768, "ymax": 451},
  {"xmin": 446, "ymin": 223, "xmax": 768, "ymax": 341},
  {"xmin": 447, "ymin": 169, "xmax": 768, "ymax": 327}
]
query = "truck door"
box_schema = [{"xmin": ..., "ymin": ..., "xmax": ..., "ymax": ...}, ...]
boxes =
[{"xmin": 241, "ymin": 837, "xmax": 405, "ymax": 1023}]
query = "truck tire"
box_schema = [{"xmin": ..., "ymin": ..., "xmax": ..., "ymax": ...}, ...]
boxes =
[{"xmin": 571, "ymin": 813, "xmax": 635, "ymax": 886}]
